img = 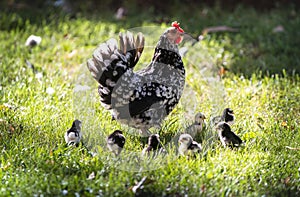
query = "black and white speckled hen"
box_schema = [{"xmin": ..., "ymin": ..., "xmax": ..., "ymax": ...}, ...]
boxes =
[{"xmin": 87, "ymin": 22, "xmax": 185, "ymax": 136}]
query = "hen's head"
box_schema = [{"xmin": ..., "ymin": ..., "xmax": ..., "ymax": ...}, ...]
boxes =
[{"xmin": 165, "ymin": 21, "xmax": 184, "ymax": 44}]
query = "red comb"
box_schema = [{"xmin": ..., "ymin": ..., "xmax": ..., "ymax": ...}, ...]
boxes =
[{"xmin": 172, "ymin": 21, "xmax": 184, "ymax": 33}]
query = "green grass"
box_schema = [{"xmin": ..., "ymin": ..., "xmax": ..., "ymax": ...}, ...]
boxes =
[{"xmin": 1, "ymin": 5, "xmax": 300, "ymax": 196}]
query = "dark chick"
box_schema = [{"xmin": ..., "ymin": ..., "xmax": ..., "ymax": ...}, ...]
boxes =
[
  {"xmin": 211, "ymin": 108, "xmax": 235, "ymax": 127},
  {"xmin": 87, "ymin": 22, "xmax": 186, "ymax": 136},
  {"xmin": 142, "ymin": 134, "xmax": 165, "ymax": 156},
  {"xmin": 25, "ymin": 35, "xmax": 42, "ymax": 47},
  {"xmin": 107, "ymin": 130, "xmax": 126, "ymax": 155},
  {"xmin": 215, "ymin": 122, "xmax": 243, "ymax": 148},
  {"xmin": 65, "ymin": 119, "xmax": 82, "ymax": 146},
  {"xmin": 222, "ymin": 108, "xmax": 235, "ymax": 124}
]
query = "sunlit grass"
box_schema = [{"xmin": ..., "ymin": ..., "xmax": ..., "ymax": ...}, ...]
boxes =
[{"xmin": 1, "ymin": 6, "xmax": 300, "ymax": 196}]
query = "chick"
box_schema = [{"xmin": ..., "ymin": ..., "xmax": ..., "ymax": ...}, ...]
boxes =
[
  {"xmin": 142, "ymin": 134, "xmax": 165, "ymax": 157},
  {"xmin": 65, "ymin": 119, "xmax": 82, "ymax": 146},
  {"xmin": 178, "ymin": 134, "xmax": 202, "ymax": 157},
  {"xmin": 185, "ymin": 112, "xmax": 206, "ymax": 141},
  {"xmin": 211, "ymin": 108, "xmax": 235, "ymax": 127},
  {"xmin": 107, "ymin": 130, "xmax": 126, "ymax": 155},
  {"xmin": 215, "ymin": 122, "xmax": 243, "ymax": 148},
  {"xmin": 25, "ymin": 35, "xmax": 42, "ymax": 47}
]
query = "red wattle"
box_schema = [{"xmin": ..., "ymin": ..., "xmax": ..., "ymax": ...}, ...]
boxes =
[{"xmin": 176, "ymin": 36, "xmax": 183, "ymax": 44}]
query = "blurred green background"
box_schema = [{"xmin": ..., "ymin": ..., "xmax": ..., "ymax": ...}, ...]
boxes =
[{"xmin": 1, "ymin": 0, "xmax": 300, "ymax": 76}]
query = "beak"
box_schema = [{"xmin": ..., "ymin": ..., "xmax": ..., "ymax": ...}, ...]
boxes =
[{"xmin": 182, "ymin": 32, "xmax": 200, "ymax": 45}]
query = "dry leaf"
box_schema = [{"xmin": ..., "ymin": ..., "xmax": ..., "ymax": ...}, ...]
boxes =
[
  {"xmin": 218, "ymin": 66, "xmax": 226, "ymax": 77},
  {"xmin": 283, "ymin": 176, "xmax": 290, "ymax": 185},
  {"xmin": 281, "ymin": 121, "xmax": 288, "ymax": 127},
  {"xmin": 9, "ymin": 124, "xmax": 15, "ymax": 133}
]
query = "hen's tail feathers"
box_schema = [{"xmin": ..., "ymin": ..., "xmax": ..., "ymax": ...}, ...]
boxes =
[
  {"xmin": 119, "ymin": 32, "xmax": 145, "ymax": 66},
  {"xmin": 87, "ymin": 32, "xmax": 145, "ymax": 108},
  {"xmin": 88, "ymin": 31, "xmax": 145, "ymax": 82}
]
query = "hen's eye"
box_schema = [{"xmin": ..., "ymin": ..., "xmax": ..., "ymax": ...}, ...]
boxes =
[{"xmin": 169, "ymin": 29, "xmax": 176, "ymax": 34}]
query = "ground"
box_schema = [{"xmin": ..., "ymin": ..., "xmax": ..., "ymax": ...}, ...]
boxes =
[{"xmin": 0, "ymin": 4, "xmax": 300, "ymax": 196}]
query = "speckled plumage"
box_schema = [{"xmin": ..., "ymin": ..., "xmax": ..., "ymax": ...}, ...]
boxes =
[{"xmin": 88, "ymin": 25, "xmax": 185, "ymax": 135}]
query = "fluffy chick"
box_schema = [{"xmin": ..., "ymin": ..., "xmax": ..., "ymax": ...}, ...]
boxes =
[
  {"xmin": 178, "ymin": 133, "xmax": 202, "ymax": 157},
  {"xmin": 107, "ymin": 130, "xmax": 126, "ymax": 155},
  {"xmin": 211, "ymin": 108, "xmax": 235, "ymax": 127},
  {"xmin": 185, "ymin": 112, "xmax": 206, "ymax": 140},
  {"xmin": 142, "ymin": 134, "xmax": 165, "ymax": 157},
  {"xmin": 65, "ymin": 119, "xmax": 82, "ymax": 146},
  {"xmin": 216, "ymin": 122, "xmax": 243, "ymax": 148}
]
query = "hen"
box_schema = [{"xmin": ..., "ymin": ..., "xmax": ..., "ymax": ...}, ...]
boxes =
[{"xmin": 87, "ymin": 22, "xmax": 185, "ymax": 136}]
